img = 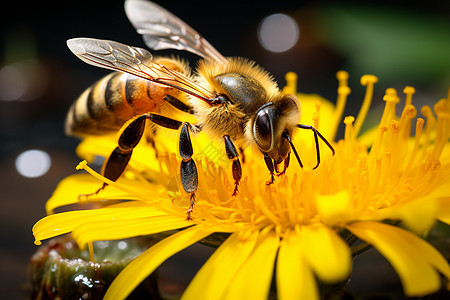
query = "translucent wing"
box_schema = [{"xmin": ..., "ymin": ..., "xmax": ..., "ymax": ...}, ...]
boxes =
[
  {"xmin": 67, "ymin": 38, "xmax": 217, "ymax": 101},
  {"xmin": 125, "ymin": 0, "xmax": 227, "ymax": 65}
]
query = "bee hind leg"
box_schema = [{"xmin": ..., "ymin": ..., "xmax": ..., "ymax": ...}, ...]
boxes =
[
  {"xmin": 79, "ymin": 114, "xmax": 147, "ymax": 200},
  {"xmin": 223, "ymin": 135, "xmax": 242, "ymax": 196}
]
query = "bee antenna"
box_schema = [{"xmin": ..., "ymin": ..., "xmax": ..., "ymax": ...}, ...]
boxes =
[{"xmin": 282, "ymin": 133, "xmax": 303, "ymax": 168}]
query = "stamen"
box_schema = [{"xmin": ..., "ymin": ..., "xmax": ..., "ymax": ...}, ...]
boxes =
[
  {"xmin": 368, "ymin": 126, "xmax": 388, "ymax": 168},
  {"xmin": 379, "ymin": 88, "xmax": 400, "ymax": 128},
  {"xmin": 354, "ymin": 75, "xmax": 378, "ymax": 138},
  {"xmin": 88, "ymin": 242, "xmax": 95, "ymax": 263},
  {"xmin": 76, "ymin": 160, "xmax": 157, "ymax": 204},
  {"xmin": 344, "ymin": 116, "xmax": 355, "ymax": 143},
  {"xmin": 432, "ymin": 98, "xmax": 450, "ymax": 160},
  {"xmin": 313, "ymin": 101, "xmax": 321, "ymax": 129},
  {"xmin": 254, "ymin": 195, "xmax": 279, "ymax": 225},
  {"xmin": 399, "ymin": 105, "xmax": 417, "ymax": 141},
  {"xmin": 419, "ymin": 106, "xmax": 436, "ymax": 161},
  {"xmin": 283, "ymin": 72, "xmax": 298, "ymax": 94},
  {"xmin": 403, "ymin": 86, "xmax": 415, "ymax": 108},
  {"xmin": 330, "ymin": 71, "xmax": 351, "ymax": 140},
  {"xmin": 404, "ymin": 118, "xmax": 424, "ymax": 172}
]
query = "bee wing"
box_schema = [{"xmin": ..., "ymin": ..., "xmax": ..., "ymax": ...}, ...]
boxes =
[
  {"xmin": 125, "ymin": 0, "xmax": 227, "ymax": 65},
  {"xmin": 67, "ymin": 38, "xmax": 217, "ymax": 101}
]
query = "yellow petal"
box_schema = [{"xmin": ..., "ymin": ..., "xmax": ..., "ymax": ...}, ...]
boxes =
[
  {"xmin": 316, "ymin": 190, "xmax": 354, "ymax": 226},
  {"xmin": 297, "ymin": 93, "xmax": 336, "ymax": 138},
  {"xmin": 76, "ymin": 134, "xmax": 116, "ymax": 162},
  {"xmin": 224, "ymin": 230, "xmax": 280, "ymax": 300},
  {"xmin": 104, "ymin": 226, "xmax": 213, "ymax": 300},
  {"xmin": 33, "ymin": 203, "xmax": 169, "ymax": 245},
  {"xmin": 348, "ymin": 221, "xmax": 450, "ymax": 296},
  {"xmin": 73, "ymin": 215, "xmax": 190, "ymax": 248},
  {"xmin": 277, "ymin": 228, "xmax": 319, "ymax": 300},
  {"xmin": 182, "ymin": 231, "xmax": 258, "ymax": 300},
  {"xmin": 437, "ymin": 197, "xmax": 450, "ymax": 224},
  {"xmin": 373, "ymin": 197, "xmax": 439, "ymax": 234},
  {"xmin": 45, "ymin": 173, "xmax": 164, "ymax": 214},
  {"xmin": 45, "ymin": 174, "xmax": 99, "ymax": 213},
  {"xmin": 301, "ymin": 224, "xmax": 352, "ymax": 283}
]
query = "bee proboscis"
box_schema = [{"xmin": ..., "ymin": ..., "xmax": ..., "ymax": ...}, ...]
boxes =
[{"xmin": 67, "ymin": 0, "xmax": 334, "ymax": 219}]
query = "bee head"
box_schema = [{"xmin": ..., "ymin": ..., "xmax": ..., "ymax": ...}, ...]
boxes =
[{"xmin": 252, "ymin": 94, "xmax": 301, "ymax": 164}]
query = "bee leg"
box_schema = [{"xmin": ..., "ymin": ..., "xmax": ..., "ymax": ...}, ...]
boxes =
[
  {"xmin": 80, "ymin": 114, "xmax": 147, "ymax": 199},
  {"xmin": 263, "ymin": 154, "xmax": 276, "ymax": 185},
  {"xmin": 223, "ymin": 135, "xmax": 242, "ymax": 196},
  {"xmin": 141, "ymin": 113, "xmax": 199, "ymax": 219},
  {"xmin": 179, "ymin": 123, "xmax": 198, "ymax": 220},
  {"xmin": 164, "ymin": 95, "xmax": 194, "ymax": 114},
  {"xmin": 276, "ymin": 152, "xmax": 290, "ymax": 176},
  {"xmin": 239, "ymin": 147, "xmax": 246, "ymax": 164}
]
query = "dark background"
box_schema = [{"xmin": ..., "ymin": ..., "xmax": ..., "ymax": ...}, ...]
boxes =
[{"xmin": 1, "ymin": 0, "xmax": 449, "ymax": 298}]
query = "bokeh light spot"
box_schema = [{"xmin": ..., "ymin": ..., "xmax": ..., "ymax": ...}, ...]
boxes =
[
  {"xmin": 15, "ymin": 149, "xmax": 51, "ymax": 178},
  {"xmin": 258, "ymin": 13, "xmax": 299, "ymax": 53}
]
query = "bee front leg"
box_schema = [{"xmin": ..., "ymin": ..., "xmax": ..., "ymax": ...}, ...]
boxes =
[
  {"xmin": 263, "ymin": 154, "xmax": 275, "ymax": 185},
  {"xmin": 276, "ymin": 152, "xmax": 290, "ymax": 176},
  {"xmin": 80, "ymin": 114, "xmax": 147, "ymax": 199},
  {"xmin": 223, "ymin": 135, "xmax": 242, "ymax": 196}
]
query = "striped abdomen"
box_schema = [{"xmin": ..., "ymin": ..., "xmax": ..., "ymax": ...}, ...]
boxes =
[{"xmin": 65, "ymin": 71, "xmax": 181, "ymax": 136}]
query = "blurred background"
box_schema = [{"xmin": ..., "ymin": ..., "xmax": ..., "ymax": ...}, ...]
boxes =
[{"xmin": 1, "ymin": 0, "xmax": 449, "ymax": 298}]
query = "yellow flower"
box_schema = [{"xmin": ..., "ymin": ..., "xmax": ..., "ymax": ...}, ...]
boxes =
[{"xmin": 33, "ymin": 71, "xmax": 450, "ymax": 299}]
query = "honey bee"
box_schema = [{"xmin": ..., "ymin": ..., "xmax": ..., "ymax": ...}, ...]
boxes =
[{"xmin": 67, "ymin": 0, "xmax": 334, "ymax": 219}]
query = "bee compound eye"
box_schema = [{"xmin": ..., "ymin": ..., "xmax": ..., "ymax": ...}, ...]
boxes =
[{"xmin": 254, "ymin": 109, "xmax": 273, "ymax": 152}]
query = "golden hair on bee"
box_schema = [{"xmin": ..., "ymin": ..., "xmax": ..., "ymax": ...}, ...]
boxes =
[{"xmin": 195, "ymin": 57, "xmax": 279, "ymax": 99}]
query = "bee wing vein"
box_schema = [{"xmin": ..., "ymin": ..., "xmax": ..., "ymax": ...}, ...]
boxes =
[
  {"xmin": 125, "ymin": 0, "xmax": 227, "ymax": 65},
  {"xmin": 67, "ymin": 37, "xmax": 217, "ymax": 103}
]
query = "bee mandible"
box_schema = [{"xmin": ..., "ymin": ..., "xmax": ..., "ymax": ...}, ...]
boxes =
[{"xmin": 66, "ymin": 0, "xmax": 335, "ymax": 219}]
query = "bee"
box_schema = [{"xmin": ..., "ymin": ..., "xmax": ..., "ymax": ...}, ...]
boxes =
[{"xmin": 67, "ymin": 0, "xmax": 334, "ymax": 219}]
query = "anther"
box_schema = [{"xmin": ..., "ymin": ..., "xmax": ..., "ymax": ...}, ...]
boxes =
[
  {"xmin": 336, "ymin": 70, "xmax": 349, "ymax": 85},
  {"xmin": 284, "ymin": 72, "xmax": 298, "ymax": 94},
  {"xmin": 403, "ymin": 86, "xmax": 415, "ymax": 107},
  {"xmin": 76, "ymin": 160, "xmax": 88, "ymax": 170},
  {"xmin": 383, "ymin": 88, "xmax": 400, "ymax": 103},
  {"xmin": 360, "ymin": 74, "xmax": 378, "ymax": 86}
]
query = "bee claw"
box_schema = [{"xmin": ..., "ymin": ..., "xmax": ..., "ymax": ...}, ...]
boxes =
[
  {"xmin": 185, "ymin": 192, "xmax": 196, "ymax": 221},
  {"xmin": 266, "ymin": 173, "xmax": 275, "ymax": 185}
]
